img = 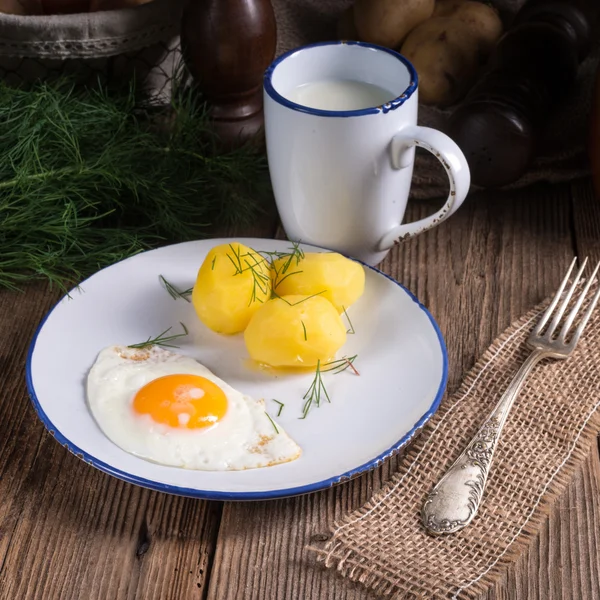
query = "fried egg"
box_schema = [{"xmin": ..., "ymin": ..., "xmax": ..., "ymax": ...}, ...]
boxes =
[{"xmin": 87, "ymin": 345, "xmax": 301, "ymax": 470}]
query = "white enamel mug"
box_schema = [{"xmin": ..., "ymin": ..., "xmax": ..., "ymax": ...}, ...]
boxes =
[{"xmin": 263, "ymin": 41, "xmax": 471, "ymax": 266}]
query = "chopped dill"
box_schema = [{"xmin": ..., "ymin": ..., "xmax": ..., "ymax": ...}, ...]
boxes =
[
  {"xmin": 301, "ymin": 320, "xmax": 307, "ymax": 341},
  {"xmin": 342, "ymin": 306, "xmax": 355, "ymax": 334},
  {"xmin": 273, "ymin": 399, "xmax": 284, "ymax": 416},
  {"xmin": 226, "ymin": 244, "xmax": 271, "ymax": 306},
  {"xmin": 273, "ymin": 290, "xmax": 326, "ymax": 306},
  {"xmin": 127, "ymin": 322, "xmax": 189, "ymax": 349},
  {"xmin": 321, "ymin": 354, "xmax": 360, "ymax": 375},
  {"xmin": 159, "ymin": 275, "xmax": 192, "ymax": 302},
  {"xmin": 265, "ymin": 411, "xmax": 279, "ymax": 434},
  {"xmin": 301, "ymin": 359, "xmax": 330, "ymax": 419},
  {"xmin": 300, "ymin": 355, "xmax": 360, "ymax": 418},
  {"xmin": 269, "ymin": 241, "xmax": 306, "ymax": 290}
]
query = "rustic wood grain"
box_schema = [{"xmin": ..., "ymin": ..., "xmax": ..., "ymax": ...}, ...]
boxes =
[
  {"xmin": 0, "ymin": 219, "xmax": 277, "ymax": 600},
  {"xmin": 206, "ymin": 182, "xmax": 589, "ymax": 600},
  {"xmin": 3, "ymin": 183, "xmax": 600, "ymax": 599}
]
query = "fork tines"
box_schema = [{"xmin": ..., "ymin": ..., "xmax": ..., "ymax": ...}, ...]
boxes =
[{"xmin": 532, "ymin": 257, "xmax": 600, "ymax": 347}]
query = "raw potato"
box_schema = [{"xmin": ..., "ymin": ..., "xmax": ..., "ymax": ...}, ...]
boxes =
[
  {"xmin": 433, "ymin": 0, "xmax": 503, "ymax": 53},
  {"xmin": 353, "ymin": 0, "xmax": 434, "ymax": 48},
  {"xmin": 401, "ymin": 2, "xmax": 503, "ymax": 107},
  {"xmin": 244, "ymin": 295, "xmax": 347, "ymax": 368},
  {"xmin": 272, "ymin": 252, "xmax": 365, "ymax": 314},
  {"xmin": 192, "ymin": 243, "xmax": 271, "ymax": 335}
]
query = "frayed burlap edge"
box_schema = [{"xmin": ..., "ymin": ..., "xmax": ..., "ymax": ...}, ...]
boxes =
[{"xmin": 307, "ymin": 301, "xmax": 600, "ymax": 599}]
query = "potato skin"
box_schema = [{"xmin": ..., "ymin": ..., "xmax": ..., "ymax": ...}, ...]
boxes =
[
  {"xmin": 353, "ymin": 0, "xmax": 435, "ymax": 48},
  {"xmin": 401, "ymin": 18, "xmax": 476, "ymax": 106},
  {"xmin": 272, "ymin": 252, "xmax": 365, "ymax": 314},
  {"xmin": 244, "ymin": 295, "xmax": 347, "ymax": 368},
  {"xmin": 192, "ymin": 243, "xmax": 271, "ymax": 335},
  {"xmin": 433, "ymin": 0, "xmax": 503, "ymax": 54},
  {"xmin": 401, "ymin": 5, "xmax": 502, "ymax": 107}
]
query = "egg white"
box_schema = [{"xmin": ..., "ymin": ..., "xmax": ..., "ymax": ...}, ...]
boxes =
[{"xmin": 87, "ymin": 345, "xmax": 301, "ymax": 471}]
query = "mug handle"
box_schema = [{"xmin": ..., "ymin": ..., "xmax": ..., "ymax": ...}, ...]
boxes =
[{"xmin": 377, "ymin": 125, "xmax": 471, "ymax": 252}]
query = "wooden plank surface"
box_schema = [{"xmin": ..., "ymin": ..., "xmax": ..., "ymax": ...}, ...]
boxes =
[
  {"xmin": 205, "ymin": 181, "xmax": 598, "ymax": 600},
  {"xmin": 2, "ymin": 182, "xmax": 600, "ymax": 599},
  {"xmin": 0, "ymin": 220, "xmax": 277, "ymax": 600}
]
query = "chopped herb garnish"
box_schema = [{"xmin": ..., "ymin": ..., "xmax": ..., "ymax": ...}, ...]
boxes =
[
  {"xmin": 265, "ymin": 411, "xmax": 279, "ymax": 434},
  {"xmin": 264, "ymin": 241, "xmax": 306, "ymax": 290},
  {"xmin": 300, "ymin": 360, "xmax": 331, "ymax": 419},
  {"xmin": 273, "ymin": 290, "xmax": 326, "ymax": 306},
  {"xmin": 300, "ymin": 355, "xmax": 359, "ymax": 418},
  {"xmin": 342, "ymin": 306, "xmax": 355, "ymax": 334},
  {"xmin": 273, "ymin": 399, "xmax": 284, "ymax": 416},
  {"xmin": 301, "ymin": 320, "xmax": 307, "ymax": 341},
  {"xmin": 127, "ymin": 322, "xmax": 189, "ymax": 349},
  {"xmin": 159, "ymin": 275, "xmax": 193, "ymax": 302},
  {"xmin": 225, "ymin": 244, "xmax": 271, "ymax": 306},
  {"xmin": 211, "ymin": 256, "xmax": 216, "ymax": 270},
  {"xmin": 321, "ymin": 354, "xmax": 360, "ymax": 375}
]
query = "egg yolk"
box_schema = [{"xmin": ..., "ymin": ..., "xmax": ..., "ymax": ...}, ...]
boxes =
[{"xmin": 133, "ymin": 374, "xmax": 227, "ymax": 429}]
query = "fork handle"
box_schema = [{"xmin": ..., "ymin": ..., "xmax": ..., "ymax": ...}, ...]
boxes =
[{"xmin": 422, "ymin": 349, "xmax": 547, "ymax": 535}]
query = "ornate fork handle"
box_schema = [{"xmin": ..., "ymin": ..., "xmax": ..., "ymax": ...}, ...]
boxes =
[{"xmin": 422, "ymin": 349, "xmax": 548, "ymax": 535}]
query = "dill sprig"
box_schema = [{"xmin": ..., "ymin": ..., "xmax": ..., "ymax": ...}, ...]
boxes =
[
  {"xmin": 159, "ymin": 275, "xmax": 192, "ymax": 302},
  {"xmin": 301, "ymin": 360, "xmax": 330, "ymax": 419},
  {"xmin": 273, "ymin": 399, "xmax": 284, "ymax": 416},
  {"xmin": 226, "ymin": 244, "xmax": 271, "ymax": 306},
  {"xmin": 258, "ymin": 241, "xmax": 305, "ymax": 265},
  {"xmin": 321, "ymin": 354, "xmax": 360, "ymax": 375},
  {"xmin": 0, "ymin": 78, "xmax": 270, "ymax": 292},
  {"xmin": 272, "ymin": 290, "xmax": 327, "ymax": 306},
  {"xmin": 300, "ymin": 355, "xmax": 360, "ymax": 418},
  {"xmin": 265, "ymin": 242, "xmax": 306, "ymax": 290},
  {"xmin": 128, "ymin": 322, "xmax": 189, "ymax": 349},
  {"xmin": 265, "ymin": 412, "xmax": 279, "ymax": 434},
  {"xmin": 342, "ymin": 306, "xmax": 355, "ymax": 334}
]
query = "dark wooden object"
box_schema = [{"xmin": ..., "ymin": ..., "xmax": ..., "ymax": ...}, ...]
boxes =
[
  {"xmin": 589, "ymin": 65, "xmax": 600, "ymax": 199},
  {"xmin": 446, "ymin": 0, "xmax": 592, "ymax": 188},
  {"xmin": 181, "ymin": 0, "xmax": 277, "ymax": 148}
]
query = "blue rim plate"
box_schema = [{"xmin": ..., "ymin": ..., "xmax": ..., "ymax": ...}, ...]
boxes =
[{"xmin": 26, "ymin": 238, "xmax": 447, "ymax": 500}]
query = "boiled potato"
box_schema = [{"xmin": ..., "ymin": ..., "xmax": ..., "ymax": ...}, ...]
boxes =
[
  {"xmin": 272, "ymin": 252, "xmax": 365, "ymax": 314},
  {"xmin": 244, "ymin": 295, "xmax": 347, "ymax": 368},
  {"xmin": 353, "ymin": 0, "xmax": 434, "ymax": 48},
  {"xmin": 192, "ymin": 243, "xmax": 271, "ymax": 335}
]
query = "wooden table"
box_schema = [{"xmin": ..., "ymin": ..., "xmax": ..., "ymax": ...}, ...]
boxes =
[{"xmin": 2, "ymin": 179, "xmax": 600, "ymax": 599}]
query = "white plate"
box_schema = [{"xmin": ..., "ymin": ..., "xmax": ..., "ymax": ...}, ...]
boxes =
[{"xmin": 26, "ymin": 238, "xmax": 447, "ymax": 500}]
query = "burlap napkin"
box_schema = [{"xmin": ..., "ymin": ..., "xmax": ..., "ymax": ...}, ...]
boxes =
[{"xmin": 309, "ymin": 297, "xmax": 600, "ymax": 598}]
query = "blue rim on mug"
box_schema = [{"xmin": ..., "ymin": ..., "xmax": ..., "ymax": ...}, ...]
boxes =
[{"xmin": 263, "ymin": 40, "xmax": 419, "ymax": 118}]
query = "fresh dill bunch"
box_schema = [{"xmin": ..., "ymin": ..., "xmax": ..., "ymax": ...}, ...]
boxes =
[{"xmin": 0, "ymin": 78, "xmax": 271, "ymax": 291}]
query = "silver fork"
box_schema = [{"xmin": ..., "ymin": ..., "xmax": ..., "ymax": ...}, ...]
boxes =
[{"xmin": 422, "ymin": 257, "xmax": 600, "ymax": 535}]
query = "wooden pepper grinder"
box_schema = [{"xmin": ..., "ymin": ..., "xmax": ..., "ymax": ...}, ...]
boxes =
[{"xmin": 181, "ymin": 0, "xmax": 277, "ymax": 148}]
